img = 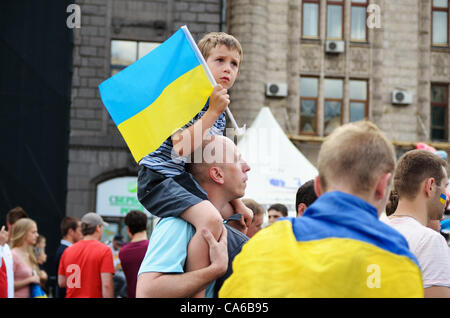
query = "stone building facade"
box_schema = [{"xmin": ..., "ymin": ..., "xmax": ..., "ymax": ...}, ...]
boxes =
[
  {"xmin": 67, "ymin": 0, "xmax": 450, "ymax": 219},
  {"xmin": 227, "ymin": 0, "xmax": 450, "ymax": 164},
  {"xmin": 67, "ymin": 0, "xmax": 224, "ymax": 219}
]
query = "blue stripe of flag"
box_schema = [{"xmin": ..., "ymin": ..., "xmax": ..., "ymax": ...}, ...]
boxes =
[
  {"xmin": 287, "ymin": 191, "xmax": 421, "ymax": 267},
  {"xmin": 99, "ymin": 28, "xmax": 201, "ymax": 126}
]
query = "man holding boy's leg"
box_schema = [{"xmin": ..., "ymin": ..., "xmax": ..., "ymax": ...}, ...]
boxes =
[
  {"xmin": 136, "ymin": 136, "xmax": 250, "ymax": 298},
  {"xmin": 137, "ymin": 32, "xmax": 251, "ymax": 297}
]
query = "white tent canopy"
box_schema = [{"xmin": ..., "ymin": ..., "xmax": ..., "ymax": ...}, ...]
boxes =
[{"xmin": 237, "ymin": 107, "xmax": 318, "ymax": 217}]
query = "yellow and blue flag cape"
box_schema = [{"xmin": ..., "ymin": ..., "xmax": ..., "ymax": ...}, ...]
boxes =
[
  {"xmin": 219, "ymin": 191, "xmax": 424, "ymax": 298},
  {"xmin": 99, "ymin": 26, "xmax": 214, "ymax": 162}
]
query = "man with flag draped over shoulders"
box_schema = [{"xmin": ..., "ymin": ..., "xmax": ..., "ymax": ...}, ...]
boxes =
[{"xmin": 219, "ymin": 121, "xmax": 424, "ymax": 298}]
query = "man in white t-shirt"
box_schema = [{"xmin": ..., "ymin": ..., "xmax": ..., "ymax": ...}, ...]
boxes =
[{"xmin": 383, "ymin": 149, "xmax": 450, "ymax": 298}]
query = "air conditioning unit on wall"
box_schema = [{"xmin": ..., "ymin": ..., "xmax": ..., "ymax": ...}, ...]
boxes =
[
  {"xmin": 266, "ymin": 82, "xmax": 288, "ymax": 97},
  {"xmin": 325, "ymin": 40, "xmax": 345, "ymax": 53},
  {"xmin": 392, "ymin": 90, "xmax": 412, "ymax": 105}
]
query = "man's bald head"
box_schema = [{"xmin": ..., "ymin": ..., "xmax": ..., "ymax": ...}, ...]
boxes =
[{"xmin": 186, "ymin": 135, "xmax": 235, "ymax": 184}]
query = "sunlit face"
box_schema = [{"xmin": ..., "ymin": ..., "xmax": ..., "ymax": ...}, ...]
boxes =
[
  {"xmin": 205, "ymin": 45, "xmax": 240, "ymax": 90},
  {"xmin": 429, "ymin": 167, "xmax": 449, "ymax": 220},
  {"xmin": 74, "ymin": 222, "xmax": 83, "ymax": 242},
  {"xmin": 26, "ymin": 223, "xmax": 39, "ymax": 245},
  {"xmin": 247, "ymin": 213, "xmax": 264, "ymax": 238},
  {"xmin": 268, "ymin": 209, "xmax": 284, "ymax": 226},
  {"xmin": 221, "ymin": 141, "xmax": 251, "ymax": 199},
  {"xmin": 36, "ymin": 239, "xmax": 47, "ymax": 265}
]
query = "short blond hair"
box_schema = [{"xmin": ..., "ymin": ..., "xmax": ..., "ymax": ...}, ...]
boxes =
[
  {"xmin": 317, "ymin": 121, "xmax": 396, "ymax": 194},
  {"xmin": 394, "ymin": 149, "xmax": 447, "ymax": 200},
  {"xmin": 242, "ymin": 198, "xmax": 265, "ymax": 218},
  {"xmin": 198, "ymin": 32, "xmax": 243, "ymax": 65}
]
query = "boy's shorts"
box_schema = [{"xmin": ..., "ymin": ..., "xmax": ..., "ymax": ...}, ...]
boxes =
[{"xmin": 137, "ymin": 166, "xmax": 209, "ymax": 218}]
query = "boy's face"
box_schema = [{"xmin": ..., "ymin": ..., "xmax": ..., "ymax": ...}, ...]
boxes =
[{"xmin": 206, "ymin": 44, "xmax": 240, "ymax": 90}]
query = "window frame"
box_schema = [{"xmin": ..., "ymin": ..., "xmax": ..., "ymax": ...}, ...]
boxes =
[
  {"xmin": 430, "ymin": 83, "xmax": 449, "ymax": 141},
  {"xmin": 326, "ymin": 0, "xmax": 345, "ymax": 40},
  {"xmin": 431, "ymin": 0, "xmax": 449, "ymax": 47},
  {"xmin": 323, "ymin": 77, "xmax": 344, "ymax": 135},
  {"xmin": 349, "ymin": 79, "xmax": 369, "ymax": 122},
  {"xmin": 350, "ymin": 0, "xmax": 368, "ymax": 42},
  {"xmin": 302, "ymin": 0, "xmax": 321, "ymax": 39},
  {"xmin": 110, "ymin": 40, "xmax": 160, "ymax": 76},
  {"xmin": 299, "ymin": 76, "xmax": 320, "ymax": 135}
]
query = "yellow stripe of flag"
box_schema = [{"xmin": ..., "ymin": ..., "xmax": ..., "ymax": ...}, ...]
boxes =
[{"xmin": 118, "ymin": 65, "xmax": 212, "ymax": 162}]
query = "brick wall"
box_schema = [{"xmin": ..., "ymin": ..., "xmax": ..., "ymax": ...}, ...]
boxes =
[
  {"xmin": 67, "ymin": 0, "xmax": 222, "ymax": 218},
  {"xmin": 66, "ymin": 0, "xmax": 450, "ymax": 217}
]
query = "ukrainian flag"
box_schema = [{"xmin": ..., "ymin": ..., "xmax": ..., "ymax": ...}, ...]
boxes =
[
  {"xmin": 219, "ymin": 191, "xmax": 424, "ymax": 298},
  {"xmin": 440, "ymin": 193, "xmax": 447, "ymax": 205},
  {"xmin": 99, "ymin": 26, "xmax": 214, "ymax": 162}
]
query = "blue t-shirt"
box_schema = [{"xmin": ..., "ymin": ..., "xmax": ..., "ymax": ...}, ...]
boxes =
[
  {"xmin": 138, "ymin": 217, "xmax": 215, "ymax": 297},
  {"xmin": 139, "ymin": 100, "xmax": 226, "ymax": 177}
]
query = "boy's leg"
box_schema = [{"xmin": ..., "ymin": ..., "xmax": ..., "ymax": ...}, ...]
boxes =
[
  {"xmin": 230, "ymin": 198, "xmax": 253, "ymax": 227},
  {"xmin": 181, "ymin": 200, "xmax": 224, "ymax": 298}
]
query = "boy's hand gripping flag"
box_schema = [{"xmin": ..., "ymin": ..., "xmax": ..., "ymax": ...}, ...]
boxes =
[{"xmin": 98, "ymin": 26, "xmax": 244, "ymax": 163}]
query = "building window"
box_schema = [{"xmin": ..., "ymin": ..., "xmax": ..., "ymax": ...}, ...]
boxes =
[
  {"xmin": 300, "ymin": 77, "xmax": 319, "ymax": 134},
  {"xmin": 327, "ymin": 0, "xmax": 344, "ymax": 39},
  {"xmin": 110, "ymin": 40, "xmax": 160, "ymax": 76},
  {"xmin": 302, "ymin": 0, "xmax": 320, "ymax": 38},
  {"xmin": 351, "ymin": 0, "xmax": 368, "ymax": 41},
  {"xmin": 324, "ymin": 78, "xmax": 343, "ymax": 134},
  {"xmin": 349, "ymin": 79, "xmax": 368, "ymax": 122},
  {"xmin": 430, "ymin": 84, "xmax": 448, "ymax": 141},
  {"xmin": 432, "ymin": 0, "xmax": 449, "ymax": 46}
]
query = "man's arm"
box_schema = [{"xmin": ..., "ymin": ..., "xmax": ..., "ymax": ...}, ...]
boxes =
[
  {"xmin": 58, "ymin": 274, "xmax": 66, "ymax": 288},
  {"xmin": 424, "ymin": 286, "xmax": 450, "ymax": 298},
  {"xmin": 0, "ymin": 226, "xmax": 7, "ymax": 246},
  {"xmin": 136, "ymin": 228, "xmax": 228, "ymax": 298},
  {"xmin": 137, "ymin": 264, "xmax": 223, "ymax": 298},
  {"xmin": 101, "ymin": 273, "xmax": 114, "ymax": 298}
]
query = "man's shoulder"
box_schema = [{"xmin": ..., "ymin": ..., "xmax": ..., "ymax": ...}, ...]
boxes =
[
  {"xmin": 225, "ymin": 225, "xmax": 248, "ymax": 241},
  {"xmin": 120, "ymin": 240, "xmax": 149, "ymax": 255},
  {"xmin": 386, "ymin": 217, "xmax": 435, "ymax": 241},
  {"xmin": 225, "ymin": 225, "xmax": 249, "ymax": 248},
  {"xmin": 150, "ymin": 217, "xmax": 195, "ymax": 245},
  {"xmin": 65, "ymin": 240, "xmax": 110, "ymax": 254},
  {"xmin": 156, "ymin": 217, "xmax": 193, "ymax": 232},
  {"xmin": 56, "ymin": 243, "xmax": 69, "ymax": 252},
  {"xmin": 420, "ymin": 226, "xmax": 449, "ymax": 249},
  {"xmin": 2, "ymin": 243, "xmax": 11, "ymax": 254}
]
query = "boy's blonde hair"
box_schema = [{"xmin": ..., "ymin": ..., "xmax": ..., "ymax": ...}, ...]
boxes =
[
  {"xmin": 317, "ymin": 121, "xmax": 396, "ymax": 194},
  {"xmin": 198, "ymin": 32, "xmax": 243, "ymax": 65}
]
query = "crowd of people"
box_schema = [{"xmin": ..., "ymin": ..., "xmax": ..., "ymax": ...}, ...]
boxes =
[
  {"xmin": 1, "ymin": 125, "xmax": 450, "ymax": 298},
  {"xmin": 0, "ymin": 207, "xmax": 151, "ymax": 298},
  {"xmin": 1, "ymin": 30, "xmax": 450, "ymax": 299}
]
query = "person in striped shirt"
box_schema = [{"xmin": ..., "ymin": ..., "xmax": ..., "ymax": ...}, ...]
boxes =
[{"xmin": 137, "ymin": 32, "xmax": 252, "ymax": 297}]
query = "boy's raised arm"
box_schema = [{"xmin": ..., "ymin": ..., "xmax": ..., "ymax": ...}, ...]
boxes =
[{"xmin": 172, "ymin": 84, "xmax": 229, "ymax": 157}]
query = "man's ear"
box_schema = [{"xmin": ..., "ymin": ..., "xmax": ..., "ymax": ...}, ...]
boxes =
[
  {"xmin": 209, "ymin": 166, "xmax": 225, "ymax": 185},
  {"xmin": 424, "ymin": 177, "xmax": 435, "ymax": 198},
  {"xmin": 297, "ymin": 203, "xmax": 307, "ymax": 217},
  {"xmin": 314, "ymin": 176, "xmax": 323, "ymax": 197},
  {"xmin": 375, "ymin": 172, "xmax": 392, "ymax": 201}
]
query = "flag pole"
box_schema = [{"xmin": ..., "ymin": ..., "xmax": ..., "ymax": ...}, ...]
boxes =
[{"xmin": 182, "ymin": 26, "xmax": 246, "ymax": 136}]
